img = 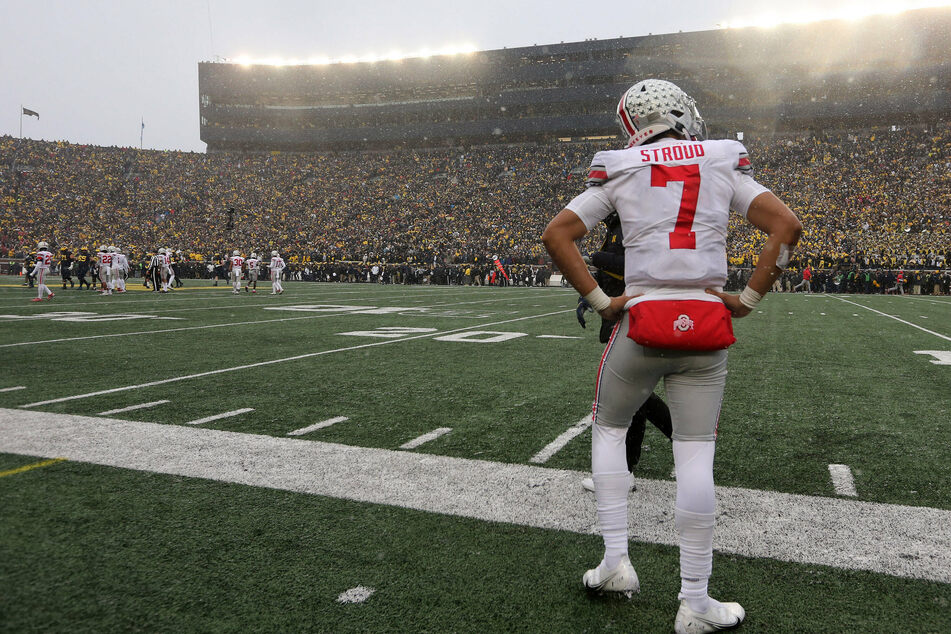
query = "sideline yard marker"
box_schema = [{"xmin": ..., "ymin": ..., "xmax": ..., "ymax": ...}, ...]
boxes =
[
  {"xmin": 185, "ymin": 408, "xmax": 254, "ymax": 426},
  {"xmin": 98, "ymin": 400, "xmax": 171, "ymax": 416},
  {"xmin": 400, "ymin": 427, "xmax": 452, "ymax": 449},
  {"xmin": 828, "ymin": 464, "xmax": 858, "ymax": 497},
  {"xmin": 288, "ymin": 416, "xmax": 349, "ymax": 436},
  {"xmin": 529, "ymin": 414, "xmax": 592, "ymax": 464}
]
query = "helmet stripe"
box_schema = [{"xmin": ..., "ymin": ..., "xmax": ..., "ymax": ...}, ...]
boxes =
[{"xmin": 617, "ymin": 94, "xmax": 637, "ymax": 137}]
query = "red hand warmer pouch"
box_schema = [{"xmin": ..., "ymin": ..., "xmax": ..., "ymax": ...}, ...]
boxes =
[{"xmin": 627, "ymin": 299, "xmax": 736, "ymax": 351}]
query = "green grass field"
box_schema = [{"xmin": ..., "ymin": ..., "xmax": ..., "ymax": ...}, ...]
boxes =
[{"xmin": 1, "ymin": 277, "xmax": 950, "ymax": 632}]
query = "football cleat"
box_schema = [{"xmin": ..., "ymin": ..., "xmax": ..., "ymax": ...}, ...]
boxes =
[
  {"xmin": 47, "ymin": 292, "xmax": 55, "ymax": 300},
  {"xmin": 31, "ymin": 297, "xmax": 43, "ymax": 302},
  {"xmin": 582, "ymin": 555, "xmax": 639, "ymax": 595},
  {"xmin": 674, "ymin": 599, "xmax": 745, "ymax": 634}
]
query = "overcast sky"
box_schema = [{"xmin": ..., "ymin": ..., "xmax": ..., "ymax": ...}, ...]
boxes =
[{"xmin": 1, "ymin": 0, "xmax": 944, "ymax": 152}]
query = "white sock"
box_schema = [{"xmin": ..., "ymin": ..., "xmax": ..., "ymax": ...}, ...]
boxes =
[
  {"xmin": 673, "ymin": 440, "xmax": 717, "ymax": 612},
  {"xmin": 592, "ymin": 422, "xmax": 631, "ymax": 569}
]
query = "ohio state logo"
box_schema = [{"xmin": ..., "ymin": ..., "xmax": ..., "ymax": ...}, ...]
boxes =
[{"xmin": 673, "ymin": 314, "xmax": 694, "ymax": 332}]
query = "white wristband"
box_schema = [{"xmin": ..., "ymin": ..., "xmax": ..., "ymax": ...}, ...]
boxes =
[
  {"xmin": 584, "ymin": 286, "xmax": 611, "ymax": 312},
  {"xmin": 738, "ymin": 286, "xmax": 763, "ymax": 310}
]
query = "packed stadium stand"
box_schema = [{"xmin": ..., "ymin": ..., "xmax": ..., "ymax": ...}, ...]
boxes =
[
  {"xmin": 199, "ymin": 7, "xmax": 951, "ymax": 152},
  {"xmin": 1, "ymin": 8, "xmax": 949, "ymax": 291}
]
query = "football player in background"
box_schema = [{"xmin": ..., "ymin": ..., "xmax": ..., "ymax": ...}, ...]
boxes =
[
  {"xmin": 245, "ymin": 252, "xmax": 260, "ymax": 293},
  {"xmin": 269, "ymin": 250, "xmax": 285, "ymax": 294},
  {"xmin": 577, "ymin": 211, "xmax": 673, "ymax": 493},
  {"xmin": 59, "ymin": 247, "xmax": 74, "ymax": 289},
  {"xmin": 109, "ymin": 246, "xmax": 125, "ymax": 293},
  {"xmin": 543, "ymin": 79, "xmax": 801, "ymax": 633},
  {"xmin": 96, "ymin": 245, "xmax": 113, "ymax": 295},
  {"xmin": 168, "ymin": 249, "xmax": 182, "ymax": 288},
  {"xmin": 30, "ymin": 241, "xmax": 55, "ymax": 302},
  {"xmin": 229, "ymin": 250, "xmax": 245, "ymax": 294},
  {"xmin": 76, "ymin": 247, "xmax": 92, "ymax": 290}
]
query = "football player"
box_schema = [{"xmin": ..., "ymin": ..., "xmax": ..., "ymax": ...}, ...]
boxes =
[
  {"xmin": 543, "ymin": 79, "xmax": 801, "ymax": 633},
  {"xmin": 162, "ymin": 247, "xmax": 174, "ymax": 291},
  {"xmin": 577, "ymin": 211, "xmax": 673, "ymax": 493},
  {"xmin": 30, "ymin": 241, "xmax": 55, "ymax": 301},
  {"xmin": 76, "ymin": 247, "xmax": 92, "ymax": 290},
  {"xmin": 109, "ymin": 246, "xmax": 125, "ymax": 293},
  {"xmin": 59, "ymin": 247, "xmax": 74, "ymax": 289},
  {"xmin": 229, "ymin": 250, "xmax": 245, "ymax": 294},
  {"xmin": 245, "ymin": 252, "xmax": 260, "ymax": 293},
  {"xmin": 269, "ymin": 250, "xmax": 285, "ymax": 294},
  {"xmin": 96, "ymin": 244, "xmax": 113, "ymax": 295}
]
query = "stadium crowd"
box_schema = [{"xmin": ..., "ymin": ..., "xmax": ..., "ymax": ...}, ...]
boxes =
[{"xmin": 1, "ymin": 122, "xmax": 948, "ymax": 292}]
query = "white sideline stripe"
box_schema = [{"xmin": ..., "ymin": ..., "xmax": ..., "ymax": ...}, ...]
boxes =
[
  {"xmin": 536, "ymin": 335, "xmax": 581, "ymax": 339},
  {"xmin": 18, "ymin": 309, "xmax": 570, "ymax": 408},
  {"xmin": 0, "ymin": 386, "xmax": 27, "ymax": 393},
  {"xmin": 185, "ymin": 408, "xmax": 254, "ymax": 426},
  {"xmin": 830, "ymin": 296, "xmax": 951, "ymax": 342},
  {"xmin": 98, "ymin": 400, "xmax": 170, "ymax": 416},
  {"xmin": 2, "ymin": 408, "xmax": 949, "ymax": 584},
  {"xmin": 529, "ymin": 415, "xmax": 592, "ymax": 464},
  {"xmin": 288, "ymin": 416, "xmax": 349, "ymax": 436},
  {"xmin": 400, "ymin": 427, "xmax": 452, "ymax": 449},
  {"xmin": 828, "ymin": 464, "xmax": 858, "ymax": 497}
]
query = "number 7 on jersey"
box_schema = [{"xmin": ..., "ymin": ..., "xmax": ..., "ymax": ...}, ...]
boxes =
[{"xmin": 651, "ymin": 164, "xmax": 700, "ymax": 250}]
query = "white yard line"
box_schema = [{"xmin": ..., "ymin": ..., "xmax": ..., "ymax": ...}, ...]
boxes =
[
  {"xmin": 17, "ymin": 309, "xmax": 571, "ymax": 408},
  {"xmin": 0, "ymin": 291, "xmax": 565, "ymax": 348},
  {"xmin": 536, "ymin": 335, "xmax": 582, "ymax": 339},
  {"xmin": 185, "ymin": 408, "xmax": 255, "ymax": 426},
  {"xmin": 98, "ymin": 400, "xmax": 170, "ymax": 416},
  {"xmin": 828, "ymin": 464, "xmax": 858, "ymax": 497},
  {"xmin": 0, "ymin": 311, "xmax": 364, "ymax": 349},
  {"xmin": 529, "ymin": 414, "xmax": 592, "ymax": 464},
  {"xmin": 830, "ymin": 296, "xmax": 951, "ymax": 342},
  {"xmin": 0, "ymin": 386, "xmax": 27, "ymax": 393},
  {"xmin": 288, "ymin": 416, "xmax": 349, "ymax": 436},
  {"xmin": 2, "ymin": 408, "xmax": 949, "ymax": 584},
  {"xmin": 400, "ymin": 427, "xmax": 452, "ymax": 449}
]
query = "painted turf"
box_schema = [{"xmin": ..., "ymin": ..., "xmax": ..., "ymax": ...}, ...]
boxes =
[{"xmin": 2, "ymin": 408, "xmax": 949, "ymax": 585}]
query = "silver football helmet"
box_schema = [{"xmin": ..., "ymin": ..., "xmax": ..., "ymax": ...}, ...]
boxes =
[
  {"xmin": 233, "ymin": 249, "xmax": 240, "ymax": 256},
  {"xmin": 37, "ymin": 241, "xmax": 48, "ymax": 249},
  {"xmin": 616, "ymin": 79, "xmax": 705, "ymax": 147},
  {"xmin": 271, "ymin": 250, "xmax": 278, "ymax": 257}
]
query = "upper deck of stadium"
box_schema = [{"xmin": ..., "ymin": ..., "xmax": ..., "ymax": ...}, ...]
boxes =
[{"xmin": 199, "ymin": 7, "xmax": 951, "ymax": 152}]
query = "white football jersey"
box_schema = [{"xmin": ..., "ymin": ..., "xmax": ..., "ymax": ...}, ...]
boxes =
[
  {"xmin": 269, "ymin": 256, "xmax": 285, "ymax": 271},
  {"xmin": 245, "ymin": 258, "xmax": 259, "ymax": 271},
  {"xmin": 98, "ymin": 251, "xmax": 113, "ymax": 266},
  {"xmin": 230, "ymin": 255, "xmax": 244, "ymax": 270},
  {"xmin": 35, "ymin": 250, "xmax": 53, "ymax": 270},
  {"xmin": 568, "ymin": 138, "xmax": 769, "ymax": 292}
]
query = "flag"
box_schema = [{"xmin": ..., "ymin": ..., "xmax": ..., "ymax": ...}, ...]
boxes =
[
  {"xmin": 141, "ymin": 119, "xmax": 145, "ymax": 130},
  {"xmin": 22, "ymin": 107, "xmax": 39, "ymax": 119}
]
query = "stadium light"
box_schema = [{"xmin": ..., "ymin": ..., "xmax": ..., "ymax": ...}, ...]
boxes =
[
  {"xmin": 720, "ymin": 0, "xmax": 951, "ymax": 29},
  {"xmin": 226, "ymin": 43, "xmax": 478, "ymax": 67}
]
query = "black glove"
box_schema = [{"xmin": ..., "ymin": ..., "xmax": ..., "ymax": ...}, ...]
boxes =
[{"xmin": 576, "ymin": 296, "xmax": 593, "ymax": 328}]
